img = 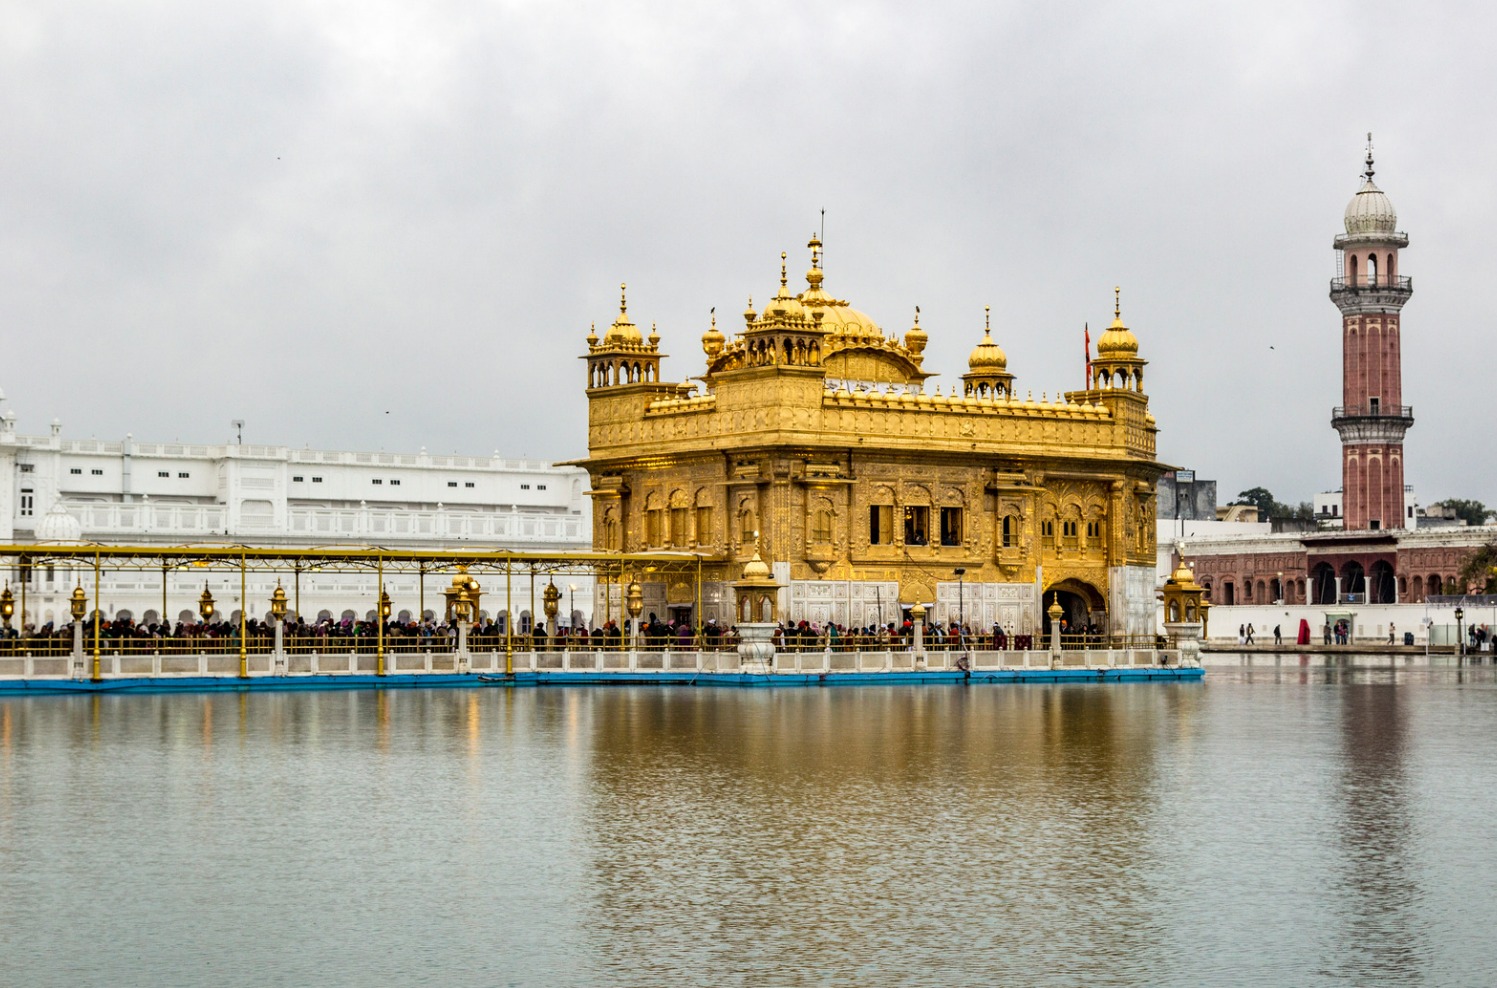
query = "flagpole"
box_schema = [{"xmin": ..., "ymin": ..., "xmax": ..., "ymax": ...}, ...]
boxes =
[{"xmin": 1084, "ymin": 322, "xmax": 1091, "ymax": 389}]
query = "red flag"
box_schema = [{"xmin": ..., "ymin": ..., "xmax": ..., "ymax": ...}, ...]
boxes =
[{"xmin": 1084, "ymin": 323, "xmax": 1092, "ymax": 388}]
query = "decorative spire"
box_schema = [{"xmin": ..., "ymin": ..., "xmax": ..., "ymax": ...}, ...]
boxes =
[
  {"xmin": 984, "ymin": 305, "xmax": 991, "ymax": 334},
  {"xmin": 779, "ymin": 251, "xmax": 788, "ymax": 290},
  {"xmin": 1114, "ymin": 285, "xmax": 1121, "ymax": 321},
  {"xmin": 914, "ymin": 305, "xmax": 920, "ymax": 326},
  {"xmin": 586, "ymin": 321, "xmax": 598, "ymax": 346},
  {"xmin": 620, "ymin": 282, "xmax": 628, "ymax": 315},
  {"xmin": 1364, "ymin": 131, "xmax": 1375, "ymax": 181}
]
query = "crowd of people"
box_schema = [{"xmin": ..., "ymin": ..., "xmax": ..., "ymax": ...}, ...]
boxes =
[{"xmin": 0, "ymin": 610, "xmax": 1120, "ymax": 653}]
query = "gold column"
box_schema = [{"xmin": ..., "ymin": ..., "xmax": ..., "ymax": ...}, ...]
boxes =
[
  {"xmin": 505, "ymin": 557, "xmax": 513, "ymax": 673},
  {"xmin": 161, "ymin": 563, "xmax": 168, "ymax": 630},
  {"xmin": 376, "ymin": 555, "xmax": 386, "ymax": 677},
  {"xmin": 91, "ymin": 551, "xmax": 101, "ymax": 683},
  {"xmin": 238, "ymin": 552, "xmax": 248, "ymax": 679}
]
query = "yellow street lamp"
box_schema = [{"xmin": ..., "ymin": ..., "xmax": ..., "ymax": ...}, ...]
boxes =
[
  {"xmin": 269, "ymin": 580, "xmax": 289, "ymax": 676},
  {"xmin": 543, "ymin": 580, "xmax": 560, "ymax": 635},
  {"xmin": 0, "ymin": 583, "xmax": 13, "ymax": 630},
  {"xmin": 626, "ymin": 578, "xmax": 644, "ymax": 651},
  {"xmin": 379, "ymin": 588, "xmax": 392, "ymax": 620},
  {"xmin": 269, "ymin": 581, "xmax": 288, "ymax": 622},
  {"xmin": 199, "ymin": 584, "xmax": 216, "ymax": 621},
  {"xmin": 70, "ymin": 584, "xmax": 88, "ymax": 622}
]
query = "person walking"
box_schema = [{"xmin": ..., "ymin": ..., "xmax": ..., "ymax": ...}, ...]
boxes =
[
  {"xmin": 1273, "ymin": 624, "xmax": 1282, "ymax": 645},
  {"xmin": 1246, "ymin": 623, "xmax": 1255, "ymax": 645}
]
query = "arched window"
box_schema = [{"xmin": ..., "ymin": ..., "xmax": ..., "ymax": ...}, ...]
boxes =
[
  {"xmin": 811, "ymin": 508, "xmax": 833, "ymax": 543},
  {"xmin": 1349, "ymin": 254, "xmax": 1358, "ymax": 285},
  {"xmin": 1386, "ymin": 252, "xmax": 1395, "ymax": 279},
  {"xmin": 1366, "ymin": 254, "xmax": 1378, "ymax": 286}
]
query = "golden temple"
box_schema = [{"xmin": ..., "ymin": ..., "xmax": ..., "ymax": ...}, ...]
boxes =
[{"xmin": 568, "ymin": 236, "xmax": 1165, "ymax": 637}]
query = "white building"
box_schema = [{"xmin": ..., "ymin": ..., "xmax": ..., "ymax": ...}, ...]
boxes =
[{"xmin": 0, "ymin": 390, "xmax": 594, "ymax": 629}]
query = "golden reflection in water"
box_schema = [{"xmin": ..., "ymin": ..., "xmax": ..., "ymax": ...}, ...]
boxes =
[
  {"xmin": 199, "ymin": 695, "xmax": 212, "ymax": 752},
  {"xmin": 465, "ymin": 692, "xmax": 481, "ymax": 760},
  {"xmin": 376, "ymin": 690, "xmax": 390, "ymax": 753},
  {"xmin": 576, "ymin": 685, "xmax": 1173, "ymax": 980}
]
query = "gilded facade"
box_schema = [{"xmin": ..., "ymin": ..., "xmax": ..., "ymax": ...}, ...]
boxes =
[{"xmin": 568, "ymin": 238, "xmax": 1166, "ymax": 636}]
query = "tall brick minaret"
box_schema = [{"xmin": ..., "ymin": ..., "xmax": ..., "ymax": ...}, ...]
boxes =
[{"xmin": 1329, "ymin": 136, "xmax": 1413, "ymax": 531}]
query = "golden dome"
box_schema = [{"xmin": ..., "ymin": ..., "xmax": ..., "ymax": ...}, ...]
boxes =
[
  {"xmin": 791, "ymin": 237, "xmax": 882, "ymax": 339},
  {"xmin": 701, "ymin": 309, "xmax": 725, "ymax": 358},
  {"xmin": 904, "ymin": 306, "xmax": 928, "ymax": 355},
  {"xmin": 602, "ymin": 282, "xmax": 643, "ymax": 346},
  {"xmin": 1096, "ymin": 287, "xmax": 1139, "ymax": 356},
  {"xmin": 741, "ymin": 546, "xmax": 772, "ymax": 581},
  {"xmin": 967, "ymin": 307, "xmax": 1008, "ymax": 370}
]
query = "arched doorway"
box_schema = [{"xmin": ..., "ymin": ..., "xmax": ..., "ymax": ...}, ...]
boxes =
[
  {"xmin": 1368, "ymin": 561, "xmax": 1396, "ymax": 604},
  {"xmin": 1340, "ymin": 561, "xmax": 1366, "ymax": 602},
  {"xmin": 1311, "ymin": 563, "xmax": 1336, "ymax": 604},
  {"xmin": 1042, "ymin": 579, "xmax": 1106, "ymax": 641}
]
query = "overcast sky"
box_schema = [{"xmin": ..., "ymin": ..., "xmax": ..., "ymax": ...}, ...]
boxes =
[{"xmin": 3, "ymin": 0, "xmax": 1493, "ymax": 509}]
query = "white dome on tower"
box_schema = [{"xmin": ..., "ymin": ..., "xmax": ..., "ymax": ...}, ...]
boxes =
[
  {"xmin": 1344, "ymin": 140, "xmax": 1398, "ymax": 237},
  {"xmin": 1344, "ymin": 177, "xmax": 1397, "ymax": 237}
]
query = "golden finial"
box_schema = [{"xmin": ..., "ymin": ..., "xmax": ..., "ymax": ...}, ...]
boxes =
[
  {"xmin": 984, "ymin": 305, "xmax": 991, "ymax": 331},
  {"xmin": 620, "ymin": 282, "xmax": 628, "ymax": 314},
  {"xmin": 914, "ymin": 305, "xmax": 920, "ymax": 325},
  {"xmin": 1113, "ymin": 285, "xmax": 1120, "ymax": 320},
  {"xmin": 1364, "ymin": 131, "xmax": 1375, "ymax": 180},
  {"xmin": 780, "ymin": 252, "xmax": 788, "ymax": 289}
]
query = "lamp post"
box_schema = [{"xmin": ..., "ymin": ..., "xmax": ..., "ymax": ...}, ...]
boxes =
[
  {"xmin": 626, "ymin": 578, "xmax": 644, "ymax": 671},
  {"xmin": 543, "ymin": 579, "xmax": 560, "ymax": 650},
  {"xmin": 568, "ymin": 583, "xmax": 577, "ymax": 633},
  {"xmin": 0, "ymin": 583, "xmax": 13, "ymax": 634},
  {"xmin": 70, "ymin": 584, "xmax": 87, "ymax": 680},
  {"xmin": 1455, "ymin": 605, "xmax": 1465, "ymax": 659},
  {"xmin": 954, "ymin": 567, "xmax": 966, "ymax": 647},
  {"xmin": 910, "ymin": 600, "xmax": 927, "ymax": 669},
  {"xmin": 444, "ymin": 567, "xmax": 481, "ymax": 674},
  {"xmin": 1276, "ymin": 570, "xmax": 1284, "ymax": 605},
  {"xmin": 270, "ymin": 580, "xmax": 288, "ymax": 675}
]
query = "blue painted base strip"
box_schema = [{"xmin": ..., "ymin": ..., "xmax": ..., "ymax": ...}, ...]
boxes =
[{"xmin": 0, "ymin": 667, "xmax": 1203, "ymax": 695}]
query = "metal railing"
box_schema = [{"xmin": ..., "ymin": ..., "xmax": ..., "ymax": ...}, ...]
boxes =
[
  {"xmin": 0, "ymin": 629, "xmax": 1166, "ymax": 657},
  {"xmin": 1331, "ymin": 404, "xmax": 1413, "ymax": 420},
  {"xmin": 1329, "ymin": 275, "xmax": 1412, "ymax": 291}
]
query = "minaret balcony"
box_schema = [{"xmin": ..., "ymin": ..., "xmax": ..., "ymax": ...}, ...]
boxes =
[
  {"xmin": 1329, "ymin": 276, "xmax": 1412, "ymax": 310},
  {"xmin": 1331, "ymin": 404, "xmax": 1414, "ymax": 443}
]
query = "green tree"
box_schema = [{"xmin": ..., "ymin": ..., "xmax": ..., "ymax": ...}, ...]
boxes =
[
  {"xmin": 1232, "ymin": 487, "xmax": 1276, "ymax": 520},
  {"xmin": 1433, "ymin": 498, "xmax": 1491, "ymax": 527},
  {"xmin": 1232, "ymin": 488, "xmax": 1310, "ymax": 522},
  {"xmin": 1457, "ymin": 542, "xmax": 1497, "ymax": 594}
]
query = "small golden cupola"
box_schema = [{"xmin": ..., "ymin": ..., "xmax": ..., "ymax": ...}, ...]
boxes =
[
  {"xmin": 903, "ymin": 306, "xmax": 928, "ymax": 365},
  {"xmin": 701, "ymin": 308, "xmax": 725, "ymax": 359},
  {"xmin": 602, "ymin": 282, "xmax": 644, "ymax": 346},
  {"xmin": 1092, "ymin": 286, "xmax": 1146, "ymax": 393},
  {"xmin": 584, "ymin": 282, "xmax": 667, "ymax": 391},
  {"xmin": 961, "ymin": 306, "xmax": 1016, "ymax": 397}
]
